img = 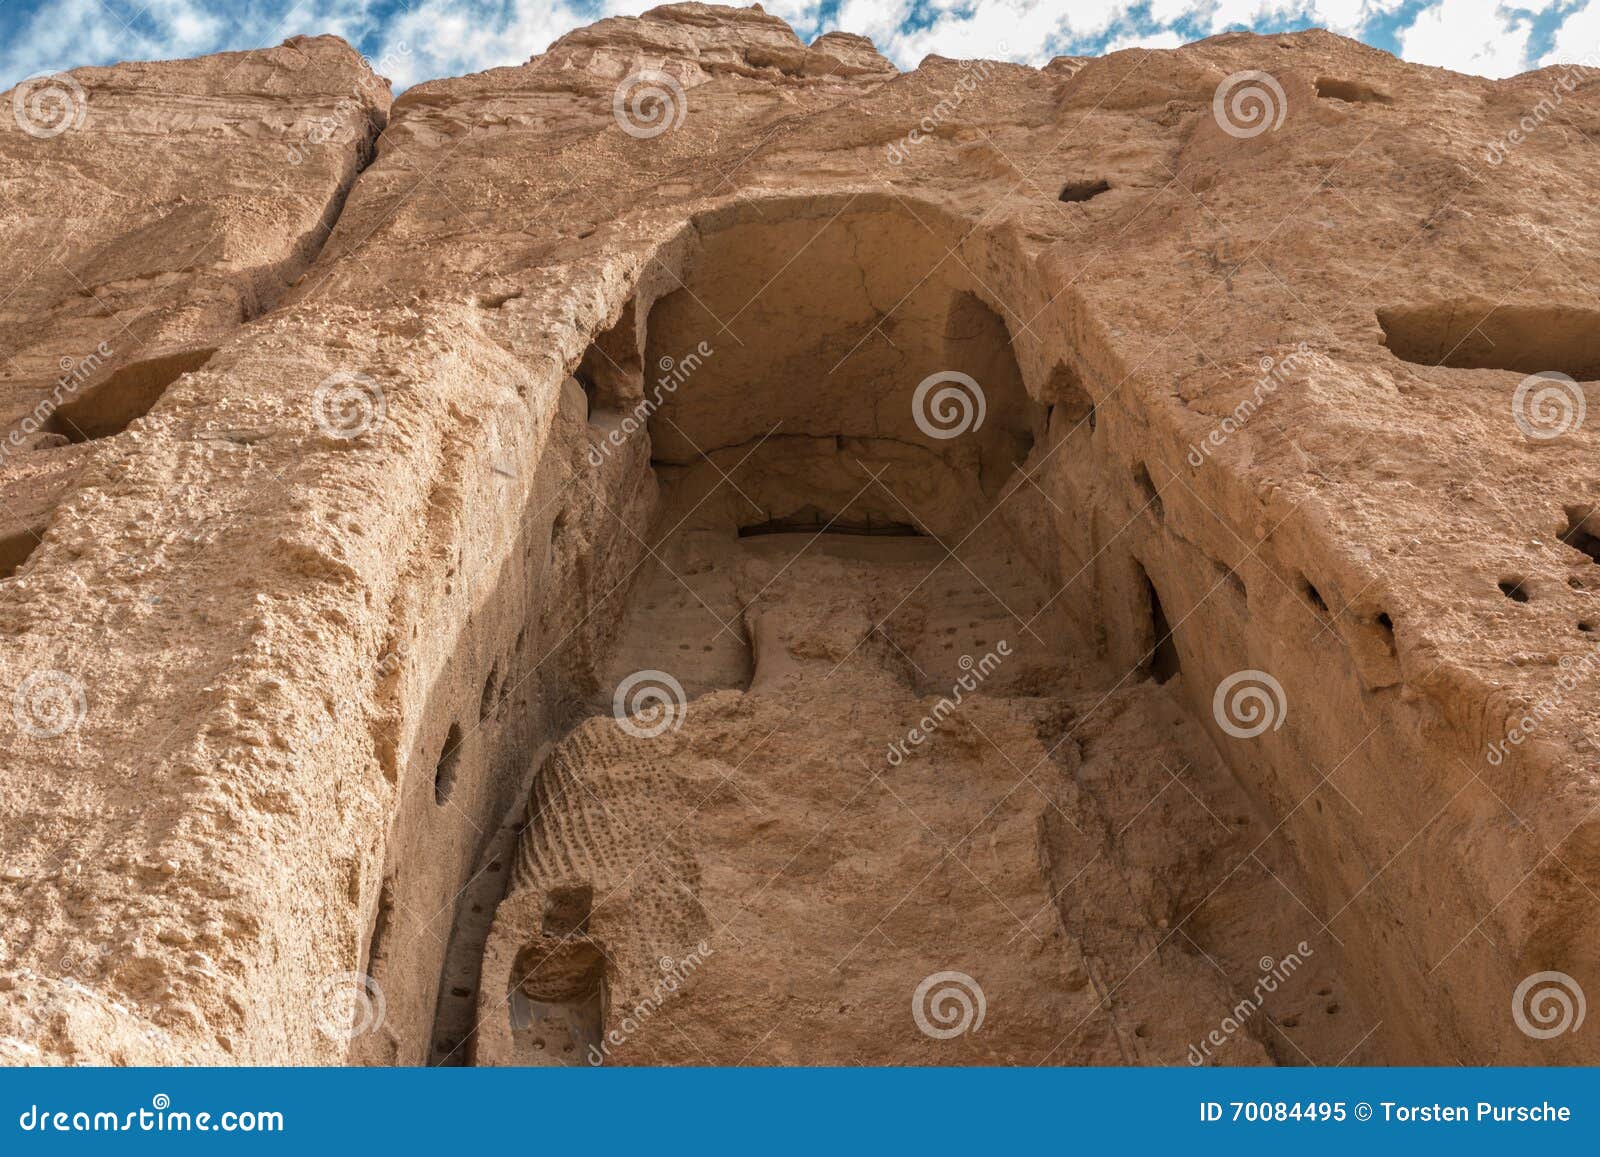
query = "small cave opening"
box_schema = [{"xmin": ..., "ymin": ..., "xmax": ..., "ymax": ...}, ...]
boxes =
[
  {"xmin": 1499, "ymin": 577, "xmax": 1531, "ymax": 604},
  {"xmin": 1142, "ymin": 568, "xmax": 1181, "ymax": 684},
  {"xmin": 738, "ymin": 509, "xmax": 925, "ymax": 537},
  {"xmin": 434, "ymin": 722, "xmax": 464, "ymax": 805},
  {"xmin": 365, "ymin": 875, "xmax": 397, "ymax": 977},
  {"xmin": 1301, "ymin": 577, "xmax": 1330, "ymax": 615},
  {"xmin": 1059, "ymin": 179, "xmax": 1111, "ymax": 203},
  {"xmin": 44, "ymin": 347, "xmax": 217, "ymax": 442},
  {"xmin": 1375, "ymin": 612, "xmax": 1397, "ymax": 656},
  {"xmin": 479, "ymin": 663, "xmax": 502, "ymax": 722},
  {"xmin": 1133, "ymin": 462, "xmax": 1163, "ymax": 519},
  {"xmin": 541, "ymin": 883, "xmax": 594, "ymax": 937},
  {"xmin": 1045, "ymin": 360, "xmax": 1096, "ymax": 435},
  {"xmin": 0, "ymin": 524, "xmax": 45, "ymax": 580},
  {"xmin": 1560, "ymin": 505, "xmax": 1600, "ymax": 564},
  {"xmin": 576, "ymin": 298, "xmax": 641, "ymax": 418},
  {"xmin": 1315, "ymin": 77, "xmax": 1393, "ymax": 105},
  {"xmin": 1377, "ymin": 304, "xmax": 1600, "ymax": 378},
  {"xmin": 507, "ymin": 907, "xmax": 607, "ymax": 1066}
]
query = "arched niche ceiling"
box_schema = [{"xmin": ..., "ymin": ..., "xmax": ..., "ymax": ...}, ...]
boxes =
[{"xmin": 642, "ymin": 195, "xmax": 1040, "ymax": 538}]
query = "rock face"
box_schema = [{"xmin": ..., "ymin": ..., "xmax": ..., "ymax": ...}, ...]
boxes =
[{"xmin": 1, "ymin": 2, "xmax": 1598, "ymax": 1066}]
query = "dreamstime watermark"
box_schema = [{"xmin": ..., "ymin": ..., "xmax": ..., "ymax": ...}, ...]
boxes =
[
  {"xmin": 612, "ymin": 70, "xmax": 687, "ymax": 138},
  {"xmin": 12, "ymin": 71, "xmax": 88, "ymax": 138},
  {"xmin": 1212, "ymin": 669, "xmax": 1287, "ymax": 739},
  {"xmin": 587, "ymin": 941, "xmax": 714, "ymax": 1064},
  {"xmin": 1186, "ymin": 343, "xmax": 1312, "ymax": 467},
  {"xmin": 586, "ymin": 341, "xmax": 713, "ymax": 466},
  {"xmin": 311, "ymin": 971, "xmax": 386, "ymax": 1041},
  {"xmin": 1512, "ymin": 971, "xmax": 1585, "ymax": 1039},
  {"xmin": 912, "ymin": 970, "xmax": 985, "ymax": 1039},
  {"xmin": 912, "ymin": 370, "xmax": 986, "ymax": 440},
  {"xmin": 17, "ymin": 1094, "xmax": 283, "ymax": 1134},
  {"xmin": 1187, "ymin": 944, "xmax": 1314, "ymax": 1064},
  {"xmin": 1485, "ymin": 638, "xmax": 1600, "ymax": 765},
  {"xmin": 12, "ymin": 670, "xmax": 87, "ymax": 739},
  {"xmin": 1213, "ymin": 70, "xmax": 1287, "ymax": 139},
  {"xmin": 1482, "ymin": 55, "xmax": 1600, "ymax": 166},
  {"xmin": 886, "ymin": 642, "xmax": 1011, "ymax": 766},
  {"xmin": 286, "ymin": 43, "xmax": 409, "ymax": 165},
  {"xmin": 1512, "ymin": 371, "xmax": 1586, "ymax": 440},
  {"xmin": 312, "ymin": 370, "xmax": 386, "ymax": 440},
  {"xmin": 612, "ymin": 669, "xmax": 686, "ymax": 739},
  {"xmin": 1, "ymin": 342, "xmax": 114, "ymax": 464},
  {"xmin": 885, "ymin": 53, "xmax": 1005, "ymax": 165}
]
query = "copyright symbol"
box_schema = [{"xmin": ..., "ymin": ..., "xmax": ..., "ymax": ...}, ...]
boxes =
[{"xmin": 1354, "ymin": 1102, "xmax": 1372, "ymax": 1121}]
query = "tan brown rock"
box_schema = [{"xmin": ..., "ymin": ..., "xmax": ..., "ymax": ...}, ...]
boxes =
[{"xmin": 1, "ymin": 3, "xmax": 1598, "ymax": 1067}]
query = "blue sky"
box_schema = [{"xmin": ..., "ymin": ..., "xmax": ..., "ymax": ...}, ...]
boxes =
[{"xmin": 2, "ymin": 0, "xmax": 1598, "ymax": 93}]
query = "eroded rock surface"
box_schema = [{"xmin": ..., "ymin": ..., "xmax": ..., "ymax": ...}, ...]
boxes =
[{"xmin": 1, "ymin": 3, "xmax": 1598, "ymax": 1066}]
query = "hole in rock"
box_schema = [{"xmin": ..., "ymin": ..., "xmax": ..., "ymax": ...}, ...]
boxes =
[
  {"xmin": 1375, "ymin": 612, "xmax": 1397, "ymax": 656},
  {"xmin": 0, "ymin": 525, "xmax": 45, "ymax": 580},
  {"xmin": 738, "ymin": 510, "xmax": 924, "ymax": 537},
  {"xmin": 1133, "ymin": 463, "xmax": 1162, "ymax": 518},
  {"xmin": 479, "ymin": 663, "xmax": 501, "ymax": 722},
  {"xmin": 541, "ymin": 884, "xmax": 593, "ymax": 937},
  {"xmin": 1143, "ymin": 569, "xmax": 1181, "ymax": 684},
  {"xmin": 460, "ymin": 195, "xmax": 1372, "ymax": 1068},
  {"xmin": 1045, "ymin": 361, "xmax": 1096, "ymax": 434},
  {"xmin": 1315, "ymin": 77, "xmax": 1393, "ymax": 104},
  {"xmin": 366, "ymin": 875, "xmax": 397, "ymax": 976},
  {"xmin": 1377, "ymin": 304, "xmax": 1600, "ymax": 378},
  {"xmin": 435, "ymin": 722, "xmax": 463, "ymax": 805},
  {"xmin": 576, "ymin": 298, "xmax": 640, "ymax": 416},
  {"xmin": 508, "ymin": 931, "xmax": 606, "ymax": 1066},
  {"xmin": 1581, "ymin": 621, "xmax": 1596, "ymax": 634},
  {"xmin": 1301, "ymin": 578, "xmax": 1329, "ymax": 615},
  {"xmin": 1059, "ymin": 179, "xmax": 1110, "ymax": 203},
  {"xmin": 1560, "ymin": 505, "xmax": 1600, "ymax": 563},
  {"xmin": 44, "ymin": 348, "xmax": 216, "ymax": 442},
  {"xmin": 1499, "ymin": 578, "xmax": 1531, "ymax": 604},
  {"xmin": 476, "ymin": 289, "xmax": 522, "ymax": 309}
]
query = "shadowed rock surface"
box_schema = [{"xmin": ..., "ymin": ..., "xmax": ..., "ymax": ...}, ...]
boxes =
[{"xmin": 0, "ymin": 3, "xmax": 1597, "ymax": 1066}]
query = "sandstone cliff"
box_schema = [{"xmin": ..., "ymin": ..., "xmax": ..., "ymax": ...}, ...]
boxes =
[{"xmin": 1, "ymin": 3, "xmax": 1597, "ymax": 1066}]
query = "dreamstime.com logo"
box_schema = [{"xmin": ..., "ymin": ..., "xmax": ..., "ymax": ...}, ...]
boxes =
[
  {"xmin": 1513, "ymin": 971, "xmax": 1585, "ymax": 1040},
  {"xmin": 587, "ymin": 942, "xmax": 714, "ymax": 1064},
  {"xmin": 312, "ymin": 971, "xmax": 386, "ymax": 1041},
  {"xmin": 587, "ymin": 341, "xmax": 714, "ymax": 466},
  {"xmin": 312, "ymin": 371, "xmax": 386, "ymax": 440},
  {"xmin": 12, "ymin": 71, "xmax": 88, "ymax": 138},
  {"xmin": 1186, "ymin": 343, "xmax": 1313, "ymax": 466},
  {"xmin": 886, "ymin": 642, "xmax": 1011, "ymax": 766},
  {"xmin": 885, "ymin": 54, "xmax": 1005, "ymax": 164},
  {"xmin": 1212, "ymin": 669, "xmax": 1287, "ymax": 739},
  {"xmin": 613, "ymin": 70, "xmax": 687, "ymax": 138},
  {"xmin": 17, "ymin": 1093, "xmax": 283, "ymax": 1134},
  {"xmin": 1512, "ymin": 371, "xmax": 1586, "ymax": 440},
  {"xmin": 12, "ymin": 669, "xmax": 87, "ymax": 739},
  {"xmin": 1213, "ymin": 70, "xmax": 1287, "ymax": 139},
  {"xmin": 1189, "ymin": 943, "xmax": 1314, "ymax": 1064},
  {"xmin": 912, "ymin": 971, "xmax": 986, "ymax": 1040},
  {"xmin": 612, "ymin": 669, "xmax": 686, "ymax": 739},
  {"xmin": 912, "ymin": 371, "xmax": 986, "ymax": 440}
]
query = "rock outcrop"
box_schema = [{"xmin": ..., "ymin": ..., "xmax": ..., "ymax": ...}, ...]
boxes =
[{"xmin": 1, "ymin": 3, "xmax": 1598, "ymax": 1066}]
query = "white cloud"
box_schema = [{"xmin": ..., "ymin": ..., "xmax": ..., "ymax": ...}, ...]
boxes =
[
  {"xmin": 5, "ymin": 0, "xmax": 1589, "ymax": 97},
  {"xmin": 1544, "ymin": 1, "xmax": 1600, "ymax": 66},
  {"xmin": 1396, "ymin": 0, "xmax": 1531, "ymax": 77}
]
